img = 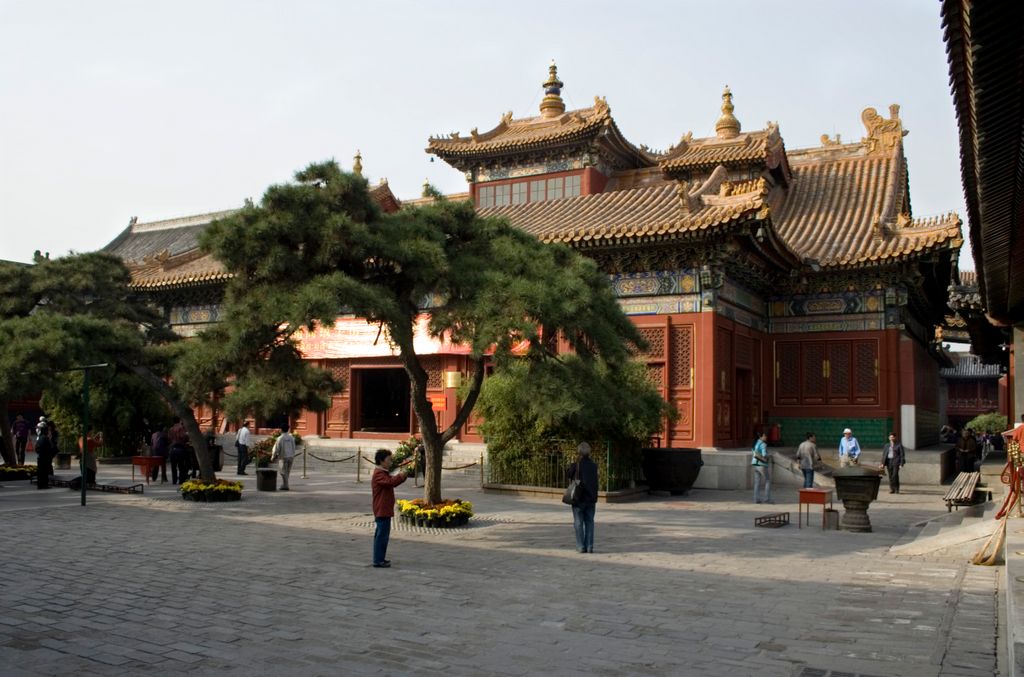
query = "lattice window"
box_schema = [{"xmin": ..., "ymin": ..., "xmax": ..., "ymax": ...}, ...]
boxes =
[
  {"xmin": 328, "ymin": 360, "xmax": 349, "ymax": 382},
  {"xmin": 646, "ymin": 364, "xmax": 665, "ymax": 388},
  {"xmin": 802, "ymin": 343, "xmax": 826, "ymax": 402},
  {"xmin": 421, "ymin": 358, "xmax": 442, "ymax": 389},
  {"xmin": 637, "ymin": 327, "xmax": 666, "ymax": 358},
  {"xmin": 670, "ymin": 326, "xmax": 692, "ymax": 387},
  {"xmin": 776, "ymin": 342, "xmax": 800, "ymax": 404},
  {"xmin": 828, "ymin": 343, "xmax": 851, "ymax": 400},
  {"xmin": 853, "ymin": 340, "xmax": 879, "ymax": 403}
]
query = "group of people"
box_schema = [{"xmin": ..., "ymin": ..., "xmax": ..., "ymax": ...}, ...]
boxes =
[
  {"xmin": 232, "ymin": 420, "xmax": 298, "ymax": 491},
  {"xmin": 148, "ymin": 417, "xmax": 199, "ymax": 485},
  {"xmin": 749, "ymin": 426, "xmax": 908, "ymax": 503}
]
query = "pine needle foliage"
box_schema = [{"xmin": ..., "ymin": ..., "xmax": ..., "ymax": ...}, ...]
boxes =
[{"xmin": 199, "ymin": 160, "xmax": 666, "ymax": 503}]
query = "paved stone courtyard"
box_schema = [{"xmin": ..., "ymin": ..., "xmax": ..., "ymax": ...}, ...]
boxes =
[{"xmin": 0, "ymin": 468, "xmax": 1003, "ymax": 676}]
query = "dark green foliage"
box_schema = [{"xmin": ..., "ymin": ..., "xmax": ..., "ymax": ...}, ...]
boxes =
[
  {"xmin": 41, "ymin": 368, "xmax": 171, "ymax": 457},
  {"xmin": 476, "ymin": 358, "xmax": 673, "ymax": 489},
  {"xmin": 0, "ymin": 252, "xmax": 216, "ymax": 477}
]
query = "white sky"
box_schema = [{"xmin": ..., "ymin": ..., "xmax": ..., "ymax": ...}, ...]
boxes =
[{"xmin": 0, "ymin": 0, "xmax": 972, "ymax": 270}]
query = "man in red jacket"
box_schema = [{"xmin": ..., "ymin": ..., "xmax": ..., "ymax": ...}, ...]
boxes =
[{"xmin": 371, "ymin": 448, "xmax": 409, "ymax": 568}]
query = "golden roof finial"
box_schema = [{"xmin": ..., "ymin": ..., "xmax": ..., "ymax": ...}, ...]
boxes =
[
  {"xmin": 353, "ymin": 150, "xmax": 363, "ymax": 177},
  {"xmin": 539, "ymin": 60, "xmax": 566, "ymax": 119},
  {"xmin": 715, "ymin": 86, "xmax": 741, "ymax": 139}
]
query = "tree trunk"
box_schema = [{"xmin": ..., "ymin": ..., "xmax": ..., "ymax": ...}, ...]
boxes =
[
  {"xmin": 0, "ymin": 399, "xmax": 17, "ymax": 465},
  {"xmin": 122, "ymin": 361, "xmax": 216, "ymax": 483}
]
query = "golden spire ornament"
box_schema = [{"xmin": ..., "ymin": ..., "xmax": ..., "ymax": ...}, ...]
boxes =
[{"xmin": 715, "ymin": 86, "xmax": 741, "ymax": 139}]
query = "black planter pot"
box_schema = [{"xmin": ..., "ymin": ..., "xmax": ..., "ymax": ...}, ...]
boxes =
[
  {"xmin": 641, "ymin": 448, "xmax": 704, "ymax": 495},
  {"xmin": 256, "ymin": 468, "xmax": 278, "ymax": 491}
]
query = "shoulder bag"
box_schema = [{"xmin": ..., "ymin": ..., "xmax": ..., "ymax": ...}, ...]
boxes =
[{"xmin": 562, "ymin": 460, "xmax": 584, "ymax": 506}]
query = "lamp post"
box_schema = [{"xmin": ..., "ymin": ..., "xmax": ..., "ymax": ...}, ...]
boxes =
[{"xmin": 70, "ymin": 364, "xmax": 108, "ymax": 506}]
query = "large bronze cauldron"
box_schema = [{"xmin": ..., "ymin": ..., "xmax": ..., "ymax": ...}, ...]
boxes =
[
  {"xmin": 833, "ymin": 466, "xmax": 882, "ymax": 532},
  {"xmin": 641, "ymin": 448, "xmax": 704, "ymax": 495}
]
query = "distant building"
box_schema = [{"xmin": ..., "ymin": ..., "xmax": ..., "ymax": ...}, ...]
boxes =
[{"xmin": 104, "ymin": 67, "xmax": 963, "ymax": 448}]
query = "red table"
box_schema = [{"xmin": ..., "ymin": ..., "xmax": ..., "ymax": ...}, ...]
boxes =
[
  {"xmin": 798, "ymin": 488, "xmax": 834, "ymax": 529},
  {"xmin": 131, "ymin": 456, "xmax": 163, "ymax": 485}
]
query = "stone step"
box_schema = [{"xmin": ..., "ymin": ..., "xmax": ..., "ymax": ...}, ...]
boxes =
[{"xmin": 890, "ymin": 500, "xmax": 999, "ymax": 556}]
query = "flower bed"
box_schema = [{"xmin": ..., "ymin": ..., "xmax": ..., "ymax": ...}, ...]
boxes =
[
  {"xmin": 0, "ymin": 465, "xmax": 37, "ymax": 481},
  {"xmin": 397, "ymin": 498, "xmax": 473, "ymax": 528},
  {"xmin": 180, "ymin": 478, "xmax": 243, "ymax": 502}
]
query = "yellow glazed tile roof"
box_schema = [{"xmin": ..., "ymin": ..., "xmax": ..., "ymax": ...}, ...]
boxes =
[
  {"xmin": 659, "ymin": 129, "xmax": 773, "ymax": 172},
  {"xmin": 427, "ymin": 103, "xmax": 609, "ymax": 157},
  {"xmin": 478, "ymin": 177, "xmax": 765, "ymax": 246},
  {"xmin": 773, "ymin": 143, "xmax": 962, "ymax": 268}
]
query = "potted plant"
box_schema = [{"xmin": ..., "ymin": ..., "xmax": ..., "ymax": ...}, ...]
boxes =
[{"xmin": 248, "ymin": 438, "xmax": 276, "ymax": 468}]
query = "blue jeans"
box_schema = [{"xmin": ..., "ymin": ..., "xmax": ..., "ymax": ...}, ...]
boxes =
[
  {"xmin": 373, "ymin": 517, "xmax": 391, "ymax": 564},
  {"xmin": 572, "ymin": 503, "xmax": 595, "ymax": 552},
  {"xmin": 802, "ymin": 468, "xmax": 814, "ymax": 488},
  {"xmin": 753, "ymin": 465, "xmax": 771, "ymax": 502}
]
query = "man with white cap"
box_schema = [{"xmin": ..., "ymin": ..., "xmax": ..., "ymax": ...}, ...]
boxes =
[{"xmin": 838, "ymin": 428, "xmax": 860, "ymax": 467}]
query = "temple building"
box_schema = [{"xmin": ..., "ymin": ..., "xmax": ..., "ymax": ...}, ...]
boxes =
[{"xmin": 104, "ymin": 66, "xmax": 963, "ymax": 449}]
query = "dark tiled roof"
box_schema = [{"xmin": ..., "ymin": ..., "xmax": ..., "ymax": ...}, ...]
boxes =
[
  {"xmin": 940, "ymin": 352, "xmax": 1003, "ymax": 379},
  {"xmin": 942, "ymin": 0, "xmax": 1024, "ymax": 324},
  {"xmin": 103, "ymin": 210, "xmax": 238, "ymax": 264}
]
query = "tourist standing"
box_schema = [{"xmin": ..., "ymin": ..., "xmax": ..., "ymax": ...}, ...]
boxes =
[
  {"xmin": 880, "ymin": 432, "xmax": 905, "ymax": 494},
  {"xmin": 168, "ymin": 417, "xmax": 189, "ymax": 485},
  {"xmin": 954, "ymin": 428, "xmax": 978, "ymax": 474},
  {"xmin": 11, "ymin": 414, "xmax": 30, "ymax": 464},
  {"xmin": 751, "ymin": 432, "xmax": 773, "ymax": 503},
  {"xmin": 838, "ymin": 428, "xmax": 860, "ymax": 467},
  {"xmin": 795, "ymin": 432, "xmax": 820, "ymax": 488},
  {"xmin": 566, "ymin": 442, "xmax": 599, "ymax": 552},
  {"xmin": 371, "ymin": 448, "xmax": 409, "ymax": 568},
  {"xmin": 34, "ymin": 427, "xmax": 55, "ymax": 489},
  {"xmin": 235, "ymin": 421, "xmax": 251, "ymax": 476},
  {"xmin": 271, "ymin": 426, "xmax": 297, "ymax": 491},
  {"xmin": 150, "ymin": 426, "xmax": 169, "ymax": 483}
]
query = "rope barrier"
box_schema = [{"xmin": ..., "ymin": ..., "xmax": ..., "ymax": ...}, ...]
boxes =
[
  {"xmin": 306, "ymin": 451, "xmax": 356, "ymax": 464},
  {"xmin": 440, "ymin": 461, "xmax": 478, "ymax": 471}
]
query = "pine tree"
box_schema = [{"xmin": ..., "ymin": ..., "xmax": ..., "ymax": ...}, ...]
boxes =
[{"xmin": 201, "ymin": 161, "xmax": 660, "ymax": 503}]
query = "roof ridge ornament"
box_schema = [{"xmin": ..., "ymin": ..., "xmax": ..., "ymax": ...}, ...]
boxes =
[
  {"xmin": 539, "ymin": 60, "xmax": 566, "ymax": 119},
  {"xmin": 353, "ymin": 150, "xmax": 363, "ymax": 177},
  {"xmin": 861, "ymin": 104, "xmax": 908, "ymax": 155},
  {"xmin": 715, "ymin": 86, "xmax": 741, "ymax": 139}
]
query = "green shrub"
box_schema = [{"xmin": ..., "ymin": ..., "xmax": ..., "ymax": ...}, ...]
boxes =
[{"xmin": 964, "ymin": 412, "xmax": 1007, "ymax": 434}]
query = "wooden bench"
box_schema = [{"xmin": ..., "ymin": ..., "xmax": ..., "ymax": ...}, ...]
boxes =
[
  {"xmin": 943, "ymin": 471, "xmax": 980, "ymax": 512},
  {"xmin": 754, "ymin": 512, "xmax": 790, "ymax": 528}
]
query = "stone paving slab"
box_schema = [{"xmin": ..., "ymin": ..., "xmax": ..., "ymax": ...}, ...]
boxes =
[{"xmin": 0, "ymin": 468, "xmax": 1004, "ymax": 676}]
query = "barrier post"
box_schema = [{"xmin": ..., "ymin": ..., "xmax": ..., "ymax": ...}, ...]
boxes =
[
  {"xmin": 301, "ymin": 443, "xmax": 308, "ymax": 479},
  {"xmin": 480, "ymin": 453, "xmax": 484, "ymax": 488},
  {"xmin": 356, "ymin": 447, "xmax": 361, "ymax": 483}
]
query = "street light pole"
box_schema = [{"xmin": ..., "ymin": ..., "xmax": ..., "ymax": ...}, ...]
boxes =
[{"xmin": 69, "ymin": 363, "xmax": 108, "ymax": 507}]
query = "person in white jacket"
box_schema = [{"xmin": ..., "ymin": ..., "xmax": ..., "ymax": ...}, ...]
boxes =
[{"xmin": 271, "ymin": 425, "xmax": 297, "ymax": 490}]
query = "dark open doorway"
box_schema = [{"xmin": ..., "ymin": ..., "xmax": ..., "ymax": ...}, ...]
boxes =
[{"xmin": 354, "ymin": 368, "xmax": 411, "ymax": 433}]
